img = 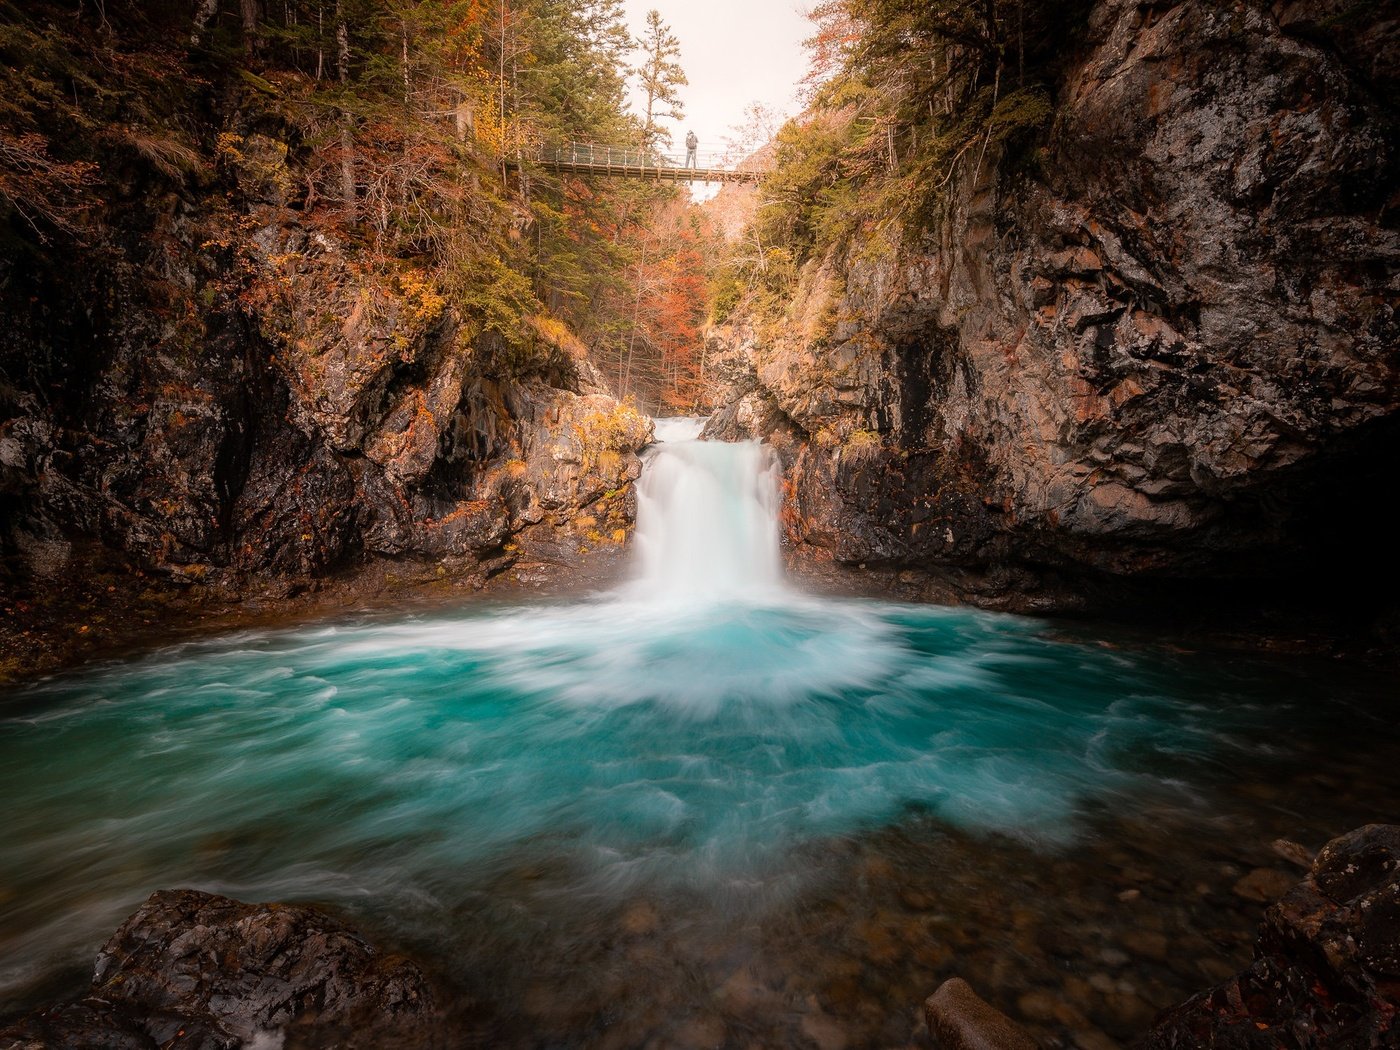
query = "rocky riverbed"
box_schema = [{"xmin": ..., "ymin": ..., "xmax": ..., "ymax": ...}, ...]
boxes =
[{"xmin": 5, "ymin": 821, "xmax": 1397, "ymax": 1049}]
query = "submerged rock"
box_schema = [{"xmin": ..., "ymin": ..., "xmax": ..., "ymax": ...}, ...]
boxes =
[
  {"xmin": 1141, "ymin": 824, "xmax": 1400, "ymax": 1048},
  {"xmin": 0, "ymin": 889, "xmax": 437, "ymax": 1050},
  {"xmin": 925, "ymin": 977, "xmax": 1040, "ymax": 1050}
]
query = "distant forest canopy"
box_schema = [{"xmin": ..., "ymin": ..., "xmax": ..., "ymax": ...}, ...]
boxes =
[{"xmin": 0, "ymin": 0, "xmax": 715, "ymax": 414}]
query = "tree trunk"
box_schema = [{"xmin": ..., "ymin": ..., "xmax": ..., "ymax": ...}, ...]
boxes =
[
  {"xmin": 239, "ymin": 0, "xmax": 260, "ymax": 54},
  {"xmin": 336, "ymin": 2, "xmax": 355, "ymax": 222},
  {"xmin": 190, "ymin": 0, "xmax": 220, "ymax": 46}
]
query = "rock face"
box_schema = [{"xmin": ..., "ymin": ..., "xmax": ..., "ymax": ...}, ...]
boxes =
[
  {"xmin": 0, "ymin": 889, "xmax": 436, "ymax": 1049},
  {"xmin": 1141, "ymin": 824, "xmax": 1400, "ymax": 1048},
  {"xmin": 0, "ymin": 41, "xmax": 651, "ymax": 608},
  {"xmin": 710, "ymin": 0, "xmax": 1400, "ymax": 614},
  {"xmin": 0, "ymin": 190, "xmax": 650, "ymax": 593}
]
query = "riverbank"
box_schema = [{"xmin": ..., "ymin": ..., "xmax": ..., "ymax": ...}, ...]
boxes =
[
  {"xmin": 0, "ymin": 539, "xmax": 630, "ymax": 686},
  {"xmin": 7, "ymin": 536, "xmax": 1397, "ymax": 689}
]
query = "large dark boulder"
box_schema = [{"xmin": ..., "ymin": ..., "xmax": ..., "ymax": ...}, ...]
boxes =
[
  {"xmin": 0, "ymin": 889, "xmax": 437, "ymax": 1050},
  {"xmin": 1140, "ymin": 824, "xmax": 1400, "ymax": 1048}
]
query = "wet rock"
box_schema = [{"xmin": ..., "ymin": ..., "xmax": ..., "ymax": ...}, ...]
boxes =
[
  {"xmin": 799, "ymin": 1002, "xmax": 849, "ymax": 1050},
  {"xmin": 1095, "ymin": 991, "xmax": 1156, "ymax": 1040},
  {"xmin": 621, "ymin": 900, "xmax": 660, "ymax": 937},
  {"xmin": 1015, "ymin": 988, "xmax": 1062, "ymax": 1025},
  {"xmin": 0, "ymin": 889, "xmax": 436, "ymax": 1050},
  {"xmin": 717, "ymin": 967, "xmax": 782, "ymax": 1013},
  {"xmin": 1230, "ymin": 867, "xmax": 1295, "ymax": 903},
  {"xmin": 924, "ymin": 977, "xmax": 1039, "ymax": 1050},
  {"xmin": 1075, "ymin": 1028, "xmax": 1120, "ymax": 1050},
  {"xmin": 1141, "ymin": 824, "xmax": 1400, "ymax": 1049},
  {"xmin": 1088, "ymin": 973, "xmax": 1117, "ymax": 995},
  {"xmin": 1118, "ymin": 930, "xmax": 1167, "ymax": 962},
  {"xmin": 1099, "ymin": 947, "xmax": 1130, "ymax": 968},
  {"xmin": 1270, "ymin": 838, "xmax": 1315, "ymax": 869},
  {"xmin": 670, "ymin": 1013, "xmax": 726, "ymax": 1050}
]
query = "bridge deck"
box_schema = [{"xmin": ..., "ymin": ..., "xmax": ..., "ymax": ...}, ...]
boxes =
[
  {"xmin": 535, "ymin": 160, "xmax": 759, "ymax": 183},
  {"xmin": 505, "ymin": 144, "xmax": 762, "ymax": 184}
]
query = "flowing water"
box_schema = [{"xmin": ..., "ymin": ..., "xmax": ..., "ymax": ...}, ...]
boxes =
[{"xmin": 1, "ymin": 422, "xmax": 1397, "ymax": 1047}]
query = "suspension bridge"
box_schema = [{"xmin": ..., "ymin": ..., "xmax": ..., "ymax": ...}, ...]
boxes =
[{"xmin": 506, "ymin": 143, "xmax": 763, "ymax": 184}]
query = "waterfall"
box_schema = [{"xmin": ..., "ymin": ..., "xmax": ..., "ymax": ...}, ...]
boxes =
[{"xmin": 629, "ymin": 419, "xmax": 783, "ymax": 600}]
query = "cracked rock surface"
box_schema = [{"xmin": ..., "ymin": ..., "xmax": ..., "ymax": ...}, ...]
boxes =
[{"xmin": 0, "ymin": 890, "xmax": 437, "ymax": 1050}]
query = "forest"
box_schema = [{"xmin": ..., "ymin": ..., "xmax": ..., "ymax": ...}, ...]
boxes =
[{"xmin": 0, "ymin": 0, "xmax": 715, "ymax": 413}]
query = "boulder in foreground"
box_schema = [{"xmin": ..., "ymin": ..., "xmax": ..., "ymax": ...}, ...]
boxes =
[
  {"xmin": 1141, "ymin": 824, "xmax": 1400, "ymax": 1048},
  {"xmin": 925, "ymin": 976, "xmax": 1040, "ymax": 1050},
  {"xmin": 0, "ymin": 889, "xmax": 436, "ymax": 1049}
]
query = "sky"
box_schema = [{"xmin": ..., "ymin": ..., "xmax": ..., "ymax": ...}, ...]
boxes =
[{"xmin": 619, "ymin": 0, "xmax": 811, "ymax": 158}]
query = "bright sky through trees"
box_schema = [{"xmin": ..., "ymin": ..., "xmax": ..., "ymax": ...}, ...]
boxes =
[{"xmin": 620, "ymin": 0, "xmax": 809, "ymax": 158}]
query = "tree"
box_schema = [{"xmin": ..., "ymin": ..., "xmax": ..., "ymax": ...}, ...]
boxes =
[
  {"xmin": 720, "ymin": 101, "xmax": 784, "ymax": 165},
  {"xmin": 631, "ymin": 10, "xmax": 686, "ymax": 149},
  {"xmin": 799, "ymin": 0, "xmax": 860, "ymax": 101}
]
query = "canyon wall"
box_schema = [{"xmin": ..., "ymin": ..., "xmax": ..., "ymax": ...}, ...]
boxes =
[
  {"xmin": 708, "ymin": 0, "xmax": 1399, "ymax": 618},
  {"xmin": 0, "ymin": 44, "xmax": 650, "ymax": 607}
]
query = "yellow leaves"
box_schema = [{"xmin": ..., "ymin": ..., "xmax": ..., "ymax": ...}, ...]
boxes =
[
  {"xmin": 575, "ymin": 404, "xmax": 648, "ymax": 453},
  {"xmin": 397, "ymin": 268, "xmax": 447, "ymax": 327},
  {"xmin": 843, "ymin": 428, "xmax": 882, "ymax": 463},
  {"xmin": 214, "ymin": 132, "xmax": 245, "ymax": 163},
  {"xmin": 527, "ymin": 314, "xmax": 586, "ymax": 360}
]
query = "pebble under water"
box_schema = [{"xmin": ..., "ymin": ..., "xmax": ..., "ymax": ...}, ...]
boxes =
[{"xmin": 1, "ymin": 424, "xmax": 1397, "ymax": 1048}]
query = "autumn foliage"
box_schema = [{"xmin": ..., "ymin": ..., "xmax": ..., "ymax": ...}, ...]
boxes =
[{"xmin": 0, "ymin": 0, "xmax": 720, "ymax": 413}]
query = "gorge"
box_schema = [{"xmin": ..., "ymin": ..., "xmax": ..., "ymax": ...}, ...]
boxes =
[{"xmin": 2, "ymin": 0, "xmax": 1399, "ymax": 1047}]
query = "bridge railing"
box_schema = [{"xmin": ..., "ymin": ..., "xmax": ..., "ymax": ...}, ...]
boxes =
[{"xmin": 541, "ymin": 142, "xmax": 738, "ymax": 172}]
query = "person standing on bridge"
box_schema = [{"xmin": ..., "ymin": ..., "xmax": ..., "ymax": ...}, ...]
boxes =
[{"xmin": 685, "ymin": 130, "xmax": 698, "ymax": 169}]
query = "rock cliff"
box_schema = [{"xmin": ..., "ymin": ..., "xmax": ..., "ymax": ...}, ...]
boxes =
[
  {"xmin": 0, "ymin": 16, "xmax": 651, "ymax": 636},
  {"xmin": 708, "ymin": 0, "xmax": 1399, "ymax": 619}
]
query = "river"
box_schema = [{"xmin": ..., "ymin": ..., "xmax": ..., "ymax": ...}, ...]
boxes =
[{"xmin": 1, "ymin": 421, "xmax": 1396, "ymax": 1047}]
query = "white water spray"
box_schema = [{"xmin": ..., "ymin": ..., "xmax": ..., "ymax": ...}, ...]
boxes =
[{"xmin": 629, "ymin": 418, "xmax": 784, "ymax": 600}]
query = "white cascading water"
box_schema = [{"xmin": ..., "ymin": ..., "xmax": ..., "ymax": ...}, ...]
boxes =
[{"xmin": 628, "ymin": 417, "xmax": 784, "ymax": 600}]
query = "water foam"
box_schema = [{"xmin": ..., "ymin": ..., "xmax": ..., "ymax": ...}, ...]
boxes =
[{"xmin": 629, "ymin": 423, "xmax": 782, "ymax": 602}]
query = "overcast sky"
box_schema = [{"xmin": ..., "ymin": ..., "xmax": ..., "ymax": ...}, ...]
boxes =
[{"xmin": 619, "ymin": 0, "xmax": 810, "ymax": 156}]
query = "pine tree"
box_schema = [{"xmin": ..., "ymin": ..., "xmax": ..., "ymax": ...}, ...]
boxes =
[{"xmin": 631, "ymin": 10, "xmax": 686, "ymax": 150}]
